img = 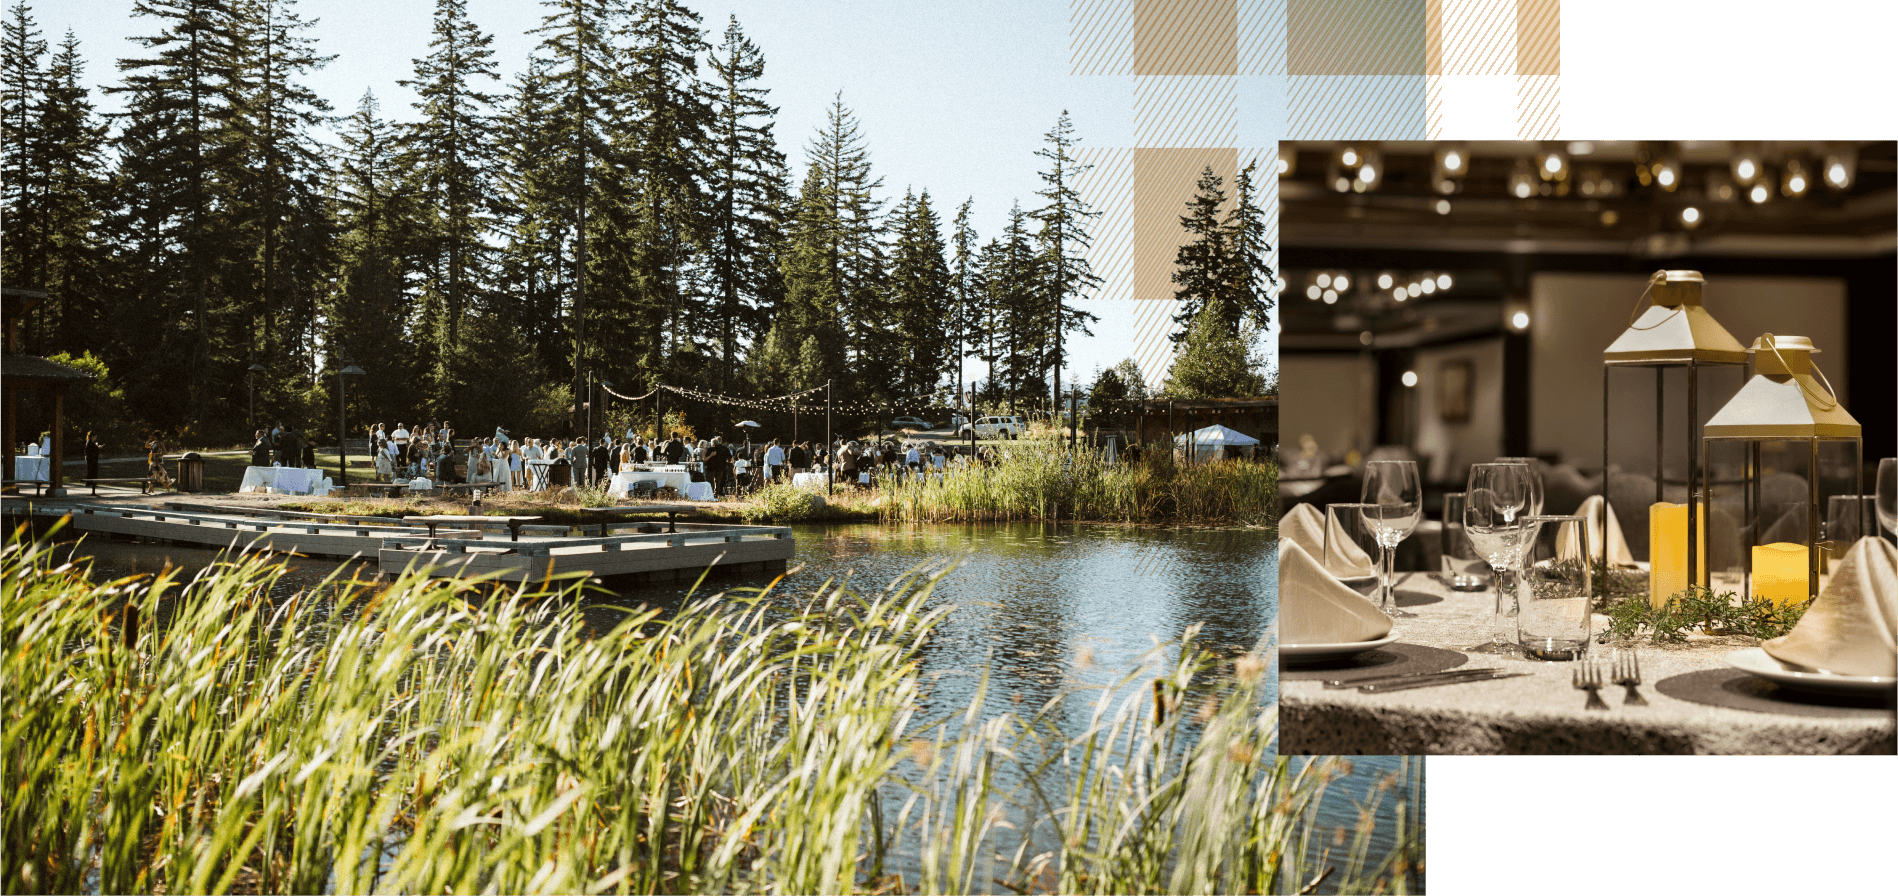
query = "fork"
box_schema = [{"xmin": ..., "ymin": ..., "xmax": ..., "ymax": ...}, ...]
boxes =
[
  {"xmin": 1572, "ymin": 657, "xmax": 1608, "ymax": 711},
  {"xmin": 1612, "ymin": 648, "xmax": 1647, "ymax": 706}
]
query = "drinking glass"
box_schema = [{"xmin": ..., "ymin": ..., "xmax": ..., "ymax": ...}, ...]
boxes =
[
  {"xmin": 1495, "ymin": 457, "xmax": 1545, "ymax": 517},
  {"xmin": 1323, "ymin": 503, "xmax": 1380, "ymax": 595},
  {"xmin": 1516, "ymin": 515, "xmax": 1592, "ymax": 660},
  {"xmin": 1878, "ymin": 458, "xmax": 1897, "ymax": 539},
  {"xmin": 1825, "ymin": 494, "xmax": 1877, "ymax": 567},
  {"xmin": 1361, "ymin": 460, "xmax": 1422, "ymax": 617},
  {"xmin": 1466, "ymin": 462, "xmax": 1533, "ymax": 651},
  {"xmin": 1439, "ymin": 492, "xmax": 1489, "ymax": 591}
]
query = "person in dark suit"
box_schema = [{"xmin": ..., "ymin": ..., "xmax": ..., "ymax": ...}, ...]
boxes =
[
  {"xmin": 250, "ymin": 430, "xmax": 271, "ymax": 468},
  {"xmin": 590, "ymin": 439, "xmax": 610, "ymax": 487},
  {"xmin": 85, "ymin": 431, "xmax": 103, "ymax": 482}
]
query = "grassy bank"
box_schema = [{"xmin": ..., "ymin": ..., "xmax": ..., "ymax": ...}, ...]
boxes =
[{"xmin": 4, "ymin": 535, "xmax": 1408, "ymax": 894}]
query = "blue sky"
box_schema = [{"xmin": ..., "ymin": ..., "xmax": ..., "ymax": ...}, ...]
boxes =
[{"xmin": 44, "ymin": 0, "xmax": 1241, "ymax": 390}]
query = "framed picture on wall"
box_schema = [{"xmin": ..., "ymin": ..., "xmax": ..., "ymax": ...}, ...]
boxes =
[{"xmin": 1439, "ymin": 359, "xmax": 1472, "ymax": 422}]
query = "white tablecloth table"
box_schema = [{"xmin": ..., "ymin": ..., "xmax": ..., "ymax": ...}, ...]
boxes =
[
  {"xmin": 792, "ymin": 472, "xmax": 830, "ymax": 490},
  {"xmin": 611, "ymin": 469, "xmax": 690, "ymax": 496},
  {"xmin": 239, "ymin": 466, "xmax": 326, "ymax": 495},
  {"xmin": 12, "ymin": 456, "xmax": 50, "ymax": 482}
]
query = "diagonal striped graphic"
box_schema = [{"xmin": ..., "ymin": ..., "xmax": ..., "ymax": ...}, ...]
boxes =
[
  {"xmin": 1074, "ymin": 147, "xmax": 1135, "ymax": 304},
  {"xmin": 1236, "ymin": 0, "xmax": 1286, "ymax": 76},
  {"xmin": 1071, "ymin": 0, "xmax": 1135, "ymax": 75},
  {"xmin": 1516, "ymin": 74, "xmax": 1560, "ymax": 139},
  {"xmin": 1286, "ymin": 0, "xmax": 1427, "ymax": 76},
  {"xmin": 1288, "ymin": 75, "xmax": 1429, "ymax": 139},
  {"xmin": 1135, "ymin": 75, "xmax": 1238, "ymax": 148},
  {"xmin": 1516, "ymin": 0, "xmax": 1560, "ymax": 75},
  {"xmin": 1440, "ymin": 0, "xmax": 1516, "ymax": 76},
  {"xmin": 1135, "ymin": 0, "xmax": 1239, "ymax": 76},
  {"xmin": 1129, "ymin": 148, "xmax": 1237, "ymax": 383}
]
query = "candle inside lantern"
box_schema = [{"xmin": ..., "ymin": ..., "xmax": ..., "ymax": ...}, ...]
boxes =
[
  {"xmin": 1648, "ymin": 501, "xmax": 1706, "ymax": 609},
  {"xmin": 1752, "ymin": 542, "xmax": 1810, "ymax": 606}
]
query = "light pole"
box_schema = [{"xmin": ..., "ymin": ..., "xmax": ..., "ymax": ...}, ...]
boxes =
[
  {"xmin": 247, "ymin": 362, "xmax": 265, "ymax": 432},
  {"xmin": 586, "ymin": 371, "xmax": 594, "ymax": 448},
  {"xmin": 825, "ymin": 379, "xmax": 833, "ymax": 497},
  {"xmin": 336, "ymin": 353, "xmax": 365, "ymax": 486}
]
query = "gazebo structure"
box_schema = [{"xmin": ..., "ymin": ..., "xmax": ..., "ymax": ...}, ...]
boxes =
[
  {"xmin": 3, "ymin": 288, "xmax": 94, "ymax": 496},
  {"xmin": 1174, "ymin": 423, "xmax": 1263, "ymax": 463}
]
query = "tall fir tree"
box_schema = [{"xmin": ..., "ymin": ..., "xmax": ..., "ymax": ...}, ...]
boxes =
[
  {"xmin": 1219, "ymin": 160, "xmax": 1274, "ymax": 334},
  {"xmin": 327, "ymin": 91, "xmax": 419, "ymax": 431},
  {"xmin": 1168, "ymin": 165, "xmax": 1229, "ymax": 344},
  {"xmin": 108, "ymin": 0, "xmax": 245, "ymax": 428},
  {"xmin": 399, "ymin": 0, "xmax": 501, "ymax": 414},
  {"xmin": 886, "ymin": 188, "xmax": 952, "ymax": 398},
  {"xmin": 2, "ymin": 2, "xmax": 48, "ymax": 301},
  {"xmin": 32, "ymin": 32, "xmax": 110, "ymax": 354},
  {"xmin": 1031, "ymin": 111, "xmax": 1100, "ymax": 404},
  {"xmin": 493, "ymin": 56, "xmax": 576, "ymax": 381},
  {"xmin": 949, "ymin": 197, "xmax": 977, "ymax": 405},
  {"xmin": 805, "ymin": 93, "xmax": 886, "ymax": 394},
  {"xmin": 704, "ymin": 14, "xmax": 786, "ymax": 388}
]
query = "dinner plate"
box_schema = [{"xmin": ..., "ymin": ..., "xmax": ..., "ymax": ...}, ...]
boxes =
[
  {"xmin": 1722, "ymin": 647, "xmax": 1896, "ymax": 696},
  {"xmin": 1281, "ymin": 631, "xmax": 1402, "ymax": 663}
]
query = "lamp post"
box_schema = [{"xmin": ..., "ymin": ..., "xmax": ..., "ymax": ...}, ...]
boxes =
[
  {"xmin": 247, "ymin": 362, "xmax": 266, "ymax": 432},
  {"xmin": 598, "ymin": 380, "xmax": 615, "ymax": 449},
  {"xmin": 336, "ymin": 353, "xmax": 365, "ymax": 487}
]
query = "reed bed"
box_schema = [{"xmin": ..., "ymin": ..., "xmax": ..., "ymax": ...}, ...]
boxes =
[
  {"xmin": 3, "ymin": 533, "xmax": 1406, "ymax": 894},
  {"xmin": 874, "ymin": 445, "xmax": 1276, "ymax": 528}
]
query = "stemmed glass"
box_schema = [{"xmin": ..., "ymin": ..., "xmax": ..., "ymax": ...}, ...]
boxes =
[
  {"xmin": 1361, "ymin": 460, "xmax": 1422, "ymax": 617},
  {"xmin": 1465, "ymin": 462, "xmax": 1533, "ymax": 653},
  {"xmin": 1495, "ymin": 457, "xmax": 1545, "ymax": 517},
  {"xmin": 1877, "ymin": 458, "xmax": 1897, "ymax": 540}
]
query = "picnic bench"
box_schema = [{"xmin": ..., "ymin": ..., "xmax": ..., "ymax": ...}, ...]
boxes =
[
  {"xmin": 404, "ymin": 515, "xmax": 541, "ymax": 543},
  {"xmin": 578, "ymin": 504, "xmax": 693, "ymax": 536}
]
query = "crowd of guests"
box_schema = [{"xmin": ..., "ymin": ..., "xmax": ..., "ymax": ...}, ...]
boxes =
[{"xmin": 330, "ymin": 419, "xmax": 993, "ymax": 500}]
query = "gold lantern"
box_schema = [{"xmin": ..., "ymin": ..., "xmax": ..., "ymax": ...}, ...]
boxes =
[
  {"xmin": 1701, "ymin": 334, "xmax": 1863, "ymax": 603},
  {"xmin": 1600, "ymin": 270, "xmax": 1748, "ymax": 605}
]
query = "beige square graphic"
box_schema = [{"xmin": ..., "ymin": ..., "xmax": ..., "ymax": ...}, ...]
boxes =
[
  {"xmin": 1287, "ymin": 0, "xmax": 1428, "ymax": 77},
  {"xmin": 1134, "ymin": 0, "xmax": 1238, "ymax": 76}
]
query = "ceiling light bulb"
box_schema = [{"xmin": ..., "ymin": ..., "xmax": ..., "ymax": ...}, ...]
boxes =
[
  {"xmin": 1316, "ymin": 272, "xmax": 1332, "ymax": 288},
  {"xmin": 1445, "ymin": 151, "xmax": 1462, "ymax": 171},
  {"xmin": 1322, "ymin": 289, "xmax": 1338, "ymax": 303},
  {"xmin": 1377, "ymin": 273, "xmax": 1394, "ymax": 289},
  {"xmin": 1736, "ymin": 159, "xmax": 1757, "ymax": 181},
  {"xmin": 1276, "ymin": 157, "xmax": 1290, "ymax": 175},
  {"xmin": 1341, "ymin": 148, "xmax": 1359, "ymax": 167},
  {"xmin": 1435, "ymin": 199, "xmax": 1451, "ymax": 215},
  {"xmin": 1600, "ymin": 210, "xmax": 1619, "ymax": 226},
  {"xmin": 1544, "ymin": 156, "xmax": 1561, "ymax": 173},
  {"xmin": 1420, "ymin": 279, "xmax": 1436, "ymax": 295},
  {"xmin": 1401, "ymin": 371, "xmax": 1419, "ymax": 388},
  {"xmin": 1656, "ymin": 167, "xmax": 1676, "ymax": 188},
  {"xmin": 1514, "ymin": 182, "xmax": 1533, "ymax": 198},
  {"xmin": 1512, "ymin": 311, "xmax": 1530, "ymax": 329},
  {"xmin": 1436, "ymin": 273, "xmax": 1452, "ymax": 289},
  {"xmin": 1681, "ymin": 206, "xmax": 1701, "ymax": 225},
  {"xmin": 1826, "ymin": 162, "xmax": 1848, "ymax": 187},
  {"xmin": 1306, "ymin": 285, "xmax": 1322, "ymax": 300},
  {"xmin": 1334, "ymin": 274, "xmax": 1350, "ymax": 291},
  {"xmin": 1334, "ymin": 176, "xmax": 1351, "ymax": 192},
  {"xmin": 1750, "ymin": 182, "xmax": 1770, "ymax": 204}
]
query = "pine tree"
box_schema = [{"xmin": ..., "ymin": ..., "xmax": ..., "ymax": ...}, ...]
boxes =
[
  {"xmin": 949, "ymin": 197, "xmax": 976, "ymax": 405},
  {"xmin": 493, "ymin": 55, "xmax": 576, "ymax": 382},
  {"xmin": 399, "ymin": 0, "xmax": 501, "ymax": 408},
  {"xmin": 1169, "ymin": 164, "xmax": 1228, "ymax": 345},
  {"xmin": 613, "ymin": 0, "xmax": 713, "ymax": 384},
  {"xmin": 32, "ymin": 32, "xmax": 110, "ymax": 353},
  {"xmin": 1031, "ymin": 111, "xmax": 1100, "ymax": 403},
  {"xmin": 887, "ymin": 188, "xmax": 952, "ymax": 398},
  {"xmin": 327, "ymin": 91, "xmax": 418, "ymax": 430},
  {"xmin": 108, "ymin": 0, "xmax": 245, "ymax": 427},
  {"xmin": 1220, "ymin": 159, "xmax": 1274, "ymax": 333},
  {"xmin": 805, "ymin": 93, "xmax": 886, "ymax": 387},
  {"xmin": 704, "ymin": 14, "xmax": 786, "ymax": 387},
  {"xmin": 773, "ymin": 161, "xmax": 848, "ymax": 391},
  {"xmin": 995, "ymin": 203, "xmax": 1048, "ymax": 404},
  {"xmin": 2, "ymin": 2, "xmax": 48, "ymax": 299}
]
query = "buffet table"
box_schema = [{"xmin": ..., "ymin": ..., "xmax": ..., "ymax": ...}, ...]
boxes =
[
  {"xmin": 1279, "ymin": 571, "xmax": 1895, "ymax": 755},
  {"xmin": 609, "ymin": 469, "xmax": 712, "ymax": 502},
  {"xmin": 12, "ymin": 455, "xmax": 50, "ymax": 482},
  {"xmin": 238, "ymin": 466, "xmax": 327, "ymax": 495}
]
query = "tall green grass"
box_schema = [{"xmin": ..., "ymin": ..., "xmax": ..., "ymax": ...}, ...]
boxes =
[
  {"xmin": 875, "ymin": 445, "xmax": 1276, "ymax": 528},
  {"xmin": 3, "ymin": 532, "xmax": 1405, "ymax": 894}
]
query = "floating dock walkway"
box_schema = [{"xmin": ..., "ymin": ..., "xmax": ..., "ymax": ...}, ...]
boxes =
[{"xmin": 5, "ymin": 499, "xmax": 794, "ymax": 584}]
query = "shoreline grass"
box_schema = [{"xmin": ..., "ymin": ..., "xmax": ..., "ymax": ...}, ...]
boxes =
[{"xmin": 4, "ymin": 531, "xmax": 1405, "ymax": 894}]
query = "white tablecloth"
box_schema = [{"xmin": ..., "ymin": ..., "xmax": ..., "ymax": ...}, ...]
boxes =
[
  {"xmin": 240, "ymin": 466, "xmax": 325, "ymax": 495},
  {"xmin": 611, "ymin": 470, "xmax": 690, "ymax": 497},
  {"xmin": 12, "ymin": 456, "xmax": 50, "ymax": 482},
  {"xmin": 792, "ymin": 472, "xmax": 830, "ymax": 489}
]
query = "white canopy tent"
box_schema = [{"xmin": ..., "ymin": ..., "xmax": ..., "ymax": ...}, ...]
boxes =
[{"xmin": 1174, "ymin": 424, "xmax": 1261, "ymax": 463}]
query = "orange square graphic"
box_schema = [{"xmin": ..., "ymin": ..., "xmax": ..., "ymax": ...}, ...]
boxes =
[
  {"xmin": 1133, "ymin": 0, "xmax": 1237, "ymax": 76},
  {"xmin": 1287, "ymin": 0, "xmax": 1428, "ymax": 77}
]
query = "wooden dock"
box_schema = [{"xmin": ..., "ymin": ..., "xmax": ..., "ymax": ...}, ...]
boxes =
[{"xmin": 6, "ymin": 499, "xmax": 794, "ymax": 584}]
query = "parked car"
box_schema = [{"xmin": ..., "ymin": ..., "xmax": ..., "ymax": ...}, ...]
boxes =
[
  {"xmin": 891, "ymin": 416, "xmax": 933, "ymax": 431},
  {"xmin": 957, "ymin": 415, "xmax": 1026, "ymax": 440}
]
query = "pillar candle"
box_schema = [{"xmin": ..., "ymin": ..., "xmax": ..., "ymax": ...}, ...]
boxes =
[
  {"xmin": 1648, "ymin": 501, "xmax": 1707, "ymax": 609},
  {"xmin": 1752, "ymin": 542, "xmax": 1810, "ymax": 606}
]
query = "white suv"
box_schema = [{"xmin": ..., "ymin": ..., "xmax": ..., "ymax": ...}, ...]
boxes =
[{"xmin": 958, "ymin": 415, "xmax": 1025, "ymax": 440}]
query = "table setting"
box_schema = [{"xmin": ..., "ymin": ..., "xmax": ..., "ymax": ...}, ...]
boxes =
[
  {"xmin": 239, "ymin": 465, "xmax": 329, "ymax": 495},
  {"xmin": 1279, "ymin": 454, "xmax": 1896, "ymax": 755}
]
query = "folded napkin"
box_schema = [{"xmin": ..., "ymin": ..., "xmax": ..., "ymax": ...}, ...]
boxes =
[
  {"xmin": 1575, "ymin": 495, "xmax": 1635, "ymax": 567},
  {"xmin": 1762, "ymin": 537, "xmax": 1897, "ymax": 678},
  {"xmin": 1280, "ymin": 503, "xmax": 1375, "ymax": 578},
  {"xmin": 1278, "ymin": 539, "xmax": 1393, "ymax": 645}
]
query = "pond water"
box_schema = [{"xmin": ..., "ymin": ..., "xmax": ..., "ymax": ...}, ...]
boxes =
[{"xmin": 66, "ymin": 524, "xmax": 1411, "ymax": 887}]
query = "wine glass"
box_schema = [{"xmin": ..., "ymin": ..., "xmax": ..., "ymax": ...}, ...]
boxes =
[
  {"xmin": 1495, "ymin": 457, "xmax": 1544, "ymax": 517},
  {"xmin": 1878, "ymin": 458, "xmax": 1897, "ymax": 540},
  {"xmin": 1361, "ymin": 460, "xmax": 1422, "ymax": 617},
  {"xmin": 1466, "ymin": 462, "xmax": 1532, "ymax": 653}
]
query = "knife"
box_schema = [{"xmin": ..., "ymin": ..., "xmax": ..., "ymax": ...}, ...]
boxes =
[
  {"xmin": 1359, "ymin": 670, "xmax": 1530, "ymax": 693},
  {"xmin": 1322, "ymin": 668, "xmax": 1507, "ymax": 689}
]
